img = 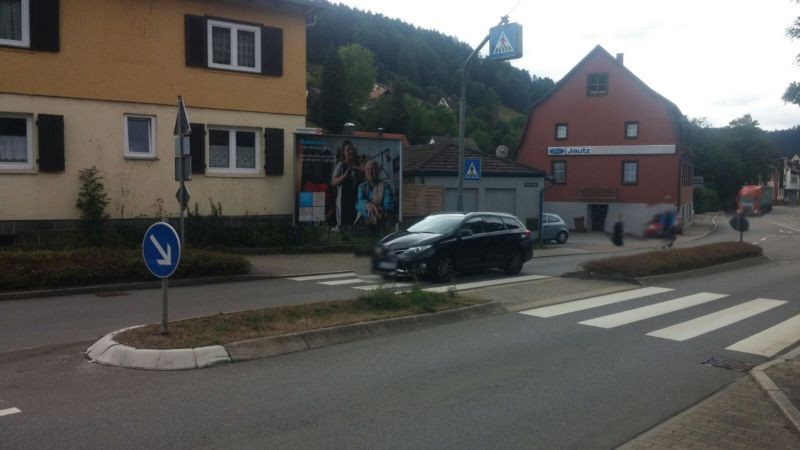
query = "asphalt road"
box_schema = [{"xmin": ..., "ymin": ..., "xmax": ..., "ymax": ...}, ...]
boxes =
[{"xmin": 2, "ymin": 208, "xmax": 799, "ymax": 448}]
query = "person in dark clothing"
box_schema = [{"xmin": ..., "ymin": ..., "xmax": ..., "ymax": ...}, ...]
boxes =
[
  {"xmin": 612, "ymin": 214, "xmax": 624, "ymax": 247},
  {"xmin": 331, "ymin": 141, "xmax": 362, "ymax": 236}
]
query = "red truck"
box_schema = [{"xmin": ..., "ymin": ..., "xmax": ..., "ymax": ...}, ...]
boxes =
[{"xmin": 736, "ymin": 185, "xmax": 773, "ymax": 216}]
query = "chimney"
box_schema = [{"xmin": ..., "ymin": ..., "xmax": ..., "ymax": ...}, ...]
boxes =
[
  {"xmin": 343, "ymin": 123, "xmax": 355, "ymax": 135},
  {"xmin": 616, "ymin": 53, "xmax": 624, "ymax": 65}
]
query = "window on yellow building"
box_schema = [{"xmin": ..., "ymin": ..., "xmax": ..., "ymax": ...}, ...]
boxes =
[
  {"xmin": 0, "ymin": 114, "xmax": 32, "ymax": 169},
  {"xmin": 124, "ymin": 115, "xmax": 156, "ymax": 159},
  {"xmin": 0, "ymin": 0, "xmax": 29, "ymax": 48},
  {"xmin": 207, "ymin": 19, "xmax": 261, "ymax": 73},
  {"xmin": 208, "ymin": 127, "xmax": 259, "ymax": 174}
]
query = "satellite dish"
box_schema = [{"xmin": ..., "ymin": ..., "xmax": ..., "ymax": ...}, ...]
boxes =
[{"xmin": 495, "ymin": 145, "xmax": 509, "ymax": 159}]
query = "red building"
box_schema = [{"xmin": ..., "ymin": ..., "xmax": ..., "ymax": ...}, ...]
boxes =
[{"xmin": 517, "ymin": 45, "xmax": 693, "ymax": 235}]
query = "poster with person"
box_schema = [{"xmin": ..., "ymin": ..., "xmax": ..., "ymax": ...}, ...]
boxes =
[{"xmin": 294, "ymin": 133, "xmax": 402, "ymax": 232}]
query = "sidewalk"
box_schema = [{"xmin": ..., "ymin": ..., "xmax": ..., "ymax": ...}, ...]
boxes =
[{"xmin": 619, "ymin": 347, "xmax": 800, "ymax": 449}]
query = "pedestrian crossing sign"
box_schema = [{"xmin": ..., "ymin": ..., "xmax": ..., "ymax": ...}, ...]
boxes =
[
  {"xmin": 464, "ymin": 157, "xmax": 481, "ymax": 183},
  {"xmin": 489, "ymin": 23, "xmax": 523, "ymax": 61}
]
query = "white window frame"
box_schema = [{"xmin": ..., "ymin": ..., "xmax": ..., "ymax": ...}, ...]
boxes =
[
  {"xmin": 622, "ymin": 161, "xmax": 638, "ymax": 184},
  {"xmin": 207, "ymin": 19, "xmax": 261, "ymax": 73},
  {"xmin": 0, "ymin": 113, "xmax": 33, "ymax": 170},
  {"xmin": 555, "ymin": 124, "xmax": 568, "ymax": 140},
  {"xmin": 123, "ymin": 114, "xmax": 157, "ymax": 159},
  {"xmin": 207, "ymin": 126, "xmax": 260, "ymax": 175},
  {"xmin": 0, "ymin": 0, "xmax": 30, "ymax": 48},
  {"xmin": 625, "ymin": 122, "xmax": 639, "ymax": 139}
]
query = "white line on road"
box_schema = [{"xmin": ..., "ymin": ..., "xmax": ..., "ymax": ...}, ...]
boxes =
[
  {"xmin": 353, "ymin": 283, "xmax": 413, "ymax": 291},
  {"xmin": 761, "ymin": 237, "xmax": 767, "ymax": 242},
  {"xmin": 519, "ymin": 287, "xmax": 674, "ymax": 318},
  {"xmin": 767, "ymin": 220, "xmax": 800, "ymax": 233},
  {"xmin": 726, "ymin": 313, "xmax": 800, "ymax": 357},
  {"xmin": 578, "ymin": 292, "xmax": 728, "ymax": 329},
  {"xmin": 779, "ymin": 229, "xmax": 786, "ymax": 233},
  {"xmin": 0, "ymin": 407, "xmax": 21, "ymax": 417},
  {"xmin": 288, "ymin": 272, "xmax": 357, "ymax": 281},
  {"xmin": 647, "ymin": 298, "xmax": 785, "ymax": 342},
  {"xmin": 320, "ymin": 278, "xmax": 368, "ymax": 286},
  {"xmin": 423, "ymin": 275, "xmax": 550, "ymax": 293}
]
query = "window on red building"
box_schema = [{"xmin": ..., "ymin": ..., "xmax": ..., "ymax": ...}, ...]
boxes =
[
  {"xmin": 587, "ymin": 73, "xmax": 608, "ymax": 96},
  {"xmin": 552, "ymin": 160, "xmax": 566, "ymax": 184},
  {"xmin": 554, "ymin": 123, "xmax": 568, "ymax": 140},
  {"xmin": 622, "ymin": 161, "xmax": 638, "ymax": 184},
  {"xmin": 625, "ymin": 121, "xmax": 639, "ymax": 139}
]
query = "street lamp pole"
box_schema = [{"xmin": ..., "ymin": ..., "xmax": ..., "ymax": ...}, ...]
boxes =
[{"xmin": 457, "ymin": 15, "xmax": 509, "ymax": 212}]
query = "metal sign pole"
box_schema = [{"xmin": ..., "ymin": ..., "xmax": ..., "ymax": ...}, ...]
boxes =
[
  {"xmin": 179, "ymin": 137, "xmax": 186, "ymax": 248},
  {"xmin": 161, "ymin": 277, "xmax": 168, "ymax": 334}
]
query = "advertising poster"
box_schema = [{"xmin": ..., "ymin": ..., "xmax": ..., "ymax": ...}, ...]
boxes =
[{"xmin": 294, "ymin": 133, "xmax": 402, "ymax": 228}]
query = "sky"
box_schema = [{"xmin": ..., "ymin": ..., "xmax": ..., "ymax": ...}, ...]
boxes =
[{"xmin": 334, "ymin": 0, "xmax": 800, "ymax": 131}]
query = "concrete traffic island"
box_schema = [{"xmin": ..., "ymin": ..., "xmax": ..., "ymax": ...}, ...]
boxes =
[{"xmin": 84, "ymin": 302, "xmax": 504, "ymax": 370}]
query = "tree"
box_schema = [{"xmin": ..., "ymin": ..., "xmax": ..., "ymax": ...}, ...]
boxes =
[
  {"xmin": 76, "ymin": 166, "xmax": 110, "ymax": 245},
  {"xmin": 320, "ymin": 48, "xmax": 348, "ymax": 134},
  {"xmin": 338, "ymin": 44, "xmax": 377, "ymax": 114},
  {"xmin": 784, "ymin": 3, "xmax": 800, "ymax": 106}
]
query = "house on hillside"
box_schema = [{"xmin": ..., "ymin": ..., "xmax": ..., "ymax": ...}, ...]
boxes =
[
  {"xmin": 781, "ymin": 155, "xmax": 800, "ymax": 206},
  {"xmin": 403, "ymin": 141, "xmax": 544, "ymax": 226},
  {"xmin": 516, "ymin": 45, "xmax": 693, "ymax": 235},
  {"xmin": 437, "ymin": 97, "xmax": 451, "ymax": 110},
  {"xmin": 0, "ymin": 0, "xmax": 320, "ymax": 238}
]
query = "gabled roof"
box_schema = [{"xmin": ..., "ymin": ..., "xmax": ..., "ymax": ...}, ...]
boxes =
[
  {"xmin": 519, "ymin": 45, "xmax": 686, "ymax": 148},
  {"xmin": 405, "ymin": 143, "xmax": 544, "ymax": 177}
]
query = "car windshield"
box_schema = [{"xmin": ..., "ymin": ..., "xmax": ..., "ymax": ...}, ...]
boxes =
[{"xmin": 407, "ymin": 215, "xmax": 464, "ymax": 234}]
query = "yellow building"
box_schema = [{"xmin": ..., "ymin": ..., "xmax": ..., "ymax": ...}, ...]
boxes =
[{"xmin": 0, "ymin": 0, "xmax": 318, "ymax": 231}]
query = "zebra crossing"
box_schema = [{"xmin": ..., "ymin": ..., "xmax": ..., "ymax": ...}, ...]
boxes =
[
  {"xmin": 288, "ymin": 271, "xmax": 551, "ymax": 293},
  {"xmin": 519, "ymin": 287, "xmax": 800, "ymax": 357}
]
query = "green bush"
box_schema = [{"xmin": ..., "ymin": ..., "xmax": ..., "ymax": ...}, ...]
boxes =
[
  {"xmin": 694, "ymin": 187, "xmax": 721, "ymax": 214},
  {"xmin": 579, "ymin": 242, "xmax": 762, "ymax": 278},
  {"xmin": 0, "ymin": 248, "xmax": 251, "ymax": 292}
]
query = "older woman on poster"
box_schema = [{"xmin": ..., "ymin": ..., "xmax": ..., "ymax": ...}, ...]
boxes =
[{"xmin": 356, "ymin": 159, "xmax": 395, "ymax": 225}]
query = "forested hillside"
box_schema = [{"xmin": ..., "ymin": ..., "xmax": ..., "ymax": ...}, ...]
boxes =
[{"xmin": 306, "ymin": 3, "xmax": 554, "ymax": 155}]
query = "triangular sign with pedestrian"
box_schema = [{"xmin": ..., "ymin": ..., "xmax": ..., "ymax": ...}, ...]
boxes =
[
  {"xmin": 493, "ymin": 32, "xmax": 514, "ymax": 54},
  {"xmin": 466, "ymin": 162, "xmax": 479, "ymax": 180}
]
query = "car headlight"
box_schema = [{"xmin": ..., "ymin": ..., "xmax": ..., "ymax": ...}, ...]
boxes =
[{"xmin": 405, "ymin": 244, "xmax": 432, "ymax": 255}]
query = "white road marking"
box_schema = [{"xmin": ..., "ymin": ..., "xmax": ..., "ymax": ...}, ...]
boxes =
[
  {"xmin": 578, "ymin": 292, "xmax": 728, "ymax": 329},
  {"xmin": 778, "ymin": 229, "xmax": 786, "ymax": 233},
  {"xmin": 0, "ymin": 407, "xmax": 21, "ymax": 417},
  {"xmin": 288, "ymin": 272, "xmax": 357, "ymax": 281},
  {"xmin": 519, "ymin": 287, "xmax": 673, "ymax": 318},
  {"xmin": 423, "ymin": 275, "xmax": 550, "ymax": 293},
  {"xmin": 320, "ymin": 278, "xmax": 368, "ymax": 286},
  {"xmin": 767, "ymin": 220, "xmax": 800, "ymax": 233},
  {"xmin": 752, "ymin": 242, "xmax": 758, "ymax": 245},
  {"xmin": 726, "ymin": 313, "xmax": 800, "ymax": 357},
  {"xmin": 761, "ymin": 237, "xmax": 767, "ymax": 241},
  {"xmin": 353, "ymin": 283, "xmax": 413, "ymax": 291},
  {"xmin": 647, "ymin": 298, "xmax": 785, "ymax": 341}
]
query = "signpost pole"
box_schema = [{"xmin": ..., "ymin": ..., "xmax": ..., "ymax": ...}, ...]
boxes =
[
  {"xmin": 457, "ymin": 16, "xmax": 512, "ymax": 211},
  {"xmin": 738, "ymin": 214, "xmax": 743, "ymax": 243},
  {"xmin": 161, "ymin": 277, "xmax": 168, "ymax": 334},
  {"xmin": 179, "ymin": 136, "xmax": 186, "ymax": 248}
]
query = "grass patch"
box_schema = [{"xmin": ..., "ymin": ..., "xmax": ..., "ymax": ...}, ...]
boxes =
[
  {"xmin": 114, "ymin": 286, "xmax": 484, "ymax": 349},
  {"xmin": 0, "ymin": 248, "xmax": 251, "ymax": 292},
  {"xmin": 578, "ymin": 242, "xmax": 762, "ymax": 278}
]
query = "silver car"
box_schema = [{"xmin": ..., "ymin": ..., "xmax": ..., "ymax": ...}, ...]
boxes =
[{"xmin": 541, "ymin": 213, "xmax": 569, "ymax": 244}]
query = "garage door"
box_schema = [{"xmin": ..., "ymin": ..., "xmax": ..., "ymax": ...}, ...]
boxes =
[
  {"xmin": 444, "ymin": 188, "xmax": 478, "ymax": 212},
  {"xmin": 485, "ymin": 188, "xmax": 516, "ymax": 214}
]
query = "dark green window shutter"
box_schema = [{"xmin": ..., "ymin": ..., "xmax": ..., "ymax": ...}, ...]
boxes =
[
  {"xmin": 184, "ymin": 15, "xmax": 207, "ymax": 68},
  {"xmin": 264, "ymin": 128, "xmax": 283, "ymax": 175},
  {"xmin": 189, "ymin": 123, "xmax": 206, "ymax": 174},
  {"xmin": 30, "ymin": 0, "xmax": 59, "ymax": 52},
  {"xmin": 261, "ymin": 26, "xmax": 283, "ymax": 76},
  {"xmin": 37, "ymin": 114, "xmax": 64, "ymax": 172}
]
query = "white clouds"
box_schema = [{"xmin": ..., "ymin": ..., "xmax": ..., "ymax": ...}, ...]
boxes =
[{"xmin": 335, "ymin": 0, "xmax": 800, "ymax": 130}]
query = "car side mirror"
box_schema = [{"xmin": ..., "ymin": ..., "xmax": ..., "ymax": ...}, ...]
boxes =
[{"xmin": 459, "ymin": 228, "xmax": 474, "ymax": 237}]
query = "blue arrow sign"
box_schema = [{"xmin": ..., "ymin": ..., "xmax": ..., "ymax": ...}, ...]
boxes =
[{"xmin": 142, "ymin": 222, "xmax": 181, "ymax": 278}]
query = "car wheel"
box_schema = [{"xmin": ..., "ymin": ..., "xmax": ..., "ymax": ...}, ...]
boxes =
[
  {"xmin": 433, "ymin": 253, "xmax": 456, "ymax": 282},
  {"xmin": 504, "ymin": 250, "xmax": 524, "ymax": 275},
  {"xmin": 556, "ymin": 231, "xmax": 568, "ymax": 244}
]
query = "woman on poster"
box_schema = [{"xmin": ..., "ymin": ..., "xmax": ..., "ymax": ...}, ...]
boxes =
[{"xmin": 331, "ymin": 140, "xmax": 362, "ymax": 236}]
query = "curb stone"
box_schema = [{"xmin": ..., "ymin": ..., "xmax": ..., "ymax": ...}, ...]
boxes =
[
  {"xmin": 750, "ymin": 345, "xmax": 800, "ymax": 434},
  {"xmin": 85, "ymin": 302, "xmax": 503, "ymax": 370}
]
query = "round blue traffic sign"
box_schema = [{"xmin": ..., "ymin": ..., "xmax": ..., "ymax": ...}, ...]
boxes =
[{"xmin": 142, "ymin": 222, "xmax": 181, "ymax": 278}]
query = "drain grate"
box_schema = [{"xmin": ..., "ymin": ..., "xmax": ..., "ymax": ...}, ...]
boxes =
[
  {"xmin": 95, "ymin": 291, "xmax": 131, "ymax": 298},
  {"xmin": 700, "ymin": 357, "xmax": 756, "ymax": 372}
]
